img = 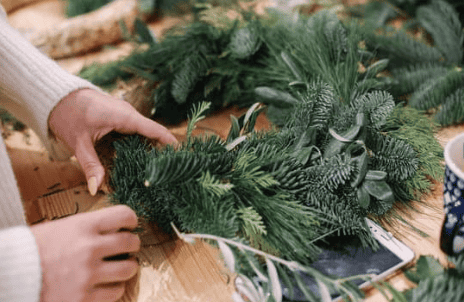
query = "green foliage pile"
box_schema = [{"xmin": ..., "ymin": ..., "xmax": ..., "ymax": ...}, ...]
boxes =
[
  {"xmin": 98, "ymin": 4, "xmax": 450, "ymax": 301},
  {"xmin": 111, "ymin": 99, "xmax": 387, "ymax": 265},
  {"xmin": 80, "ymin": 11, "xmax": 269, "ymax": 124},
  {"xmin": 106, "ymin": 3, "xmax": 444, "ymax": 258},
  {"xmin": 349, "ymin": 0, "xmax": 464, "ymax": 127}
]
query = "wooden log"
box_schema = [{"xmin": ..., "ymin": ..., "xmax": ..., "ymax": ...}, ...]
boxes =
[{"xmin": 22, "ymin": 0, "xmax": 139, "ymax": 59}]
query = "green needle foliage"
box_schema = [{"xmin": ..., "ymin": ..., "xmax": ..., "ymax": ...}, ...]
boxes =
[
  {"xmin": 105, "ymin": 6, "xmax": 447, "ymax": 299},
  {"xmin": 349, "ymin": 0, "xmax": 464, "ymax": 127},
  {"xmin": 377, "ymin": 254, "xmax": 464, "ymax": 302},
  {"xmin": 107, "ymin": 6, "xmax": 443, "ymax": 259},
  {"xmin": 110, "ymin": 83, "xmax": 437, "ymax": 262}
]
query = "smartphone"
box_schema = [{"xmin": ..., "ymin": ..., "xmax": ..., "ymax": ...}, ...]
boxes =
[{"xmin": 282, "ymin": 218, "xmax": 415, "ymax": 301}]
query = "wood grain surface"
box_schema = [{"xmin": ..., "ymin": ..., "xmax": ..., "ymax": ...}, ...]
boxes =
[{"xmin": 4, "ymin": 1, "xmax": 460, "ymax": 301}]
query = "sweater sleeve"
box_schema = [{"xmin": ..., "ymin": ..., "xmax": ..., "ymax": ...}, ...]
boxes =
[
  {"xmin": 0, "ymin": 87, "xmax": 42, "ymax": 302},
  {"xmin": 0, "ymin": 11, "xmax": 102, "ymax": 160},
  {"xmin": 0, "ymin": 226, "xmax": 42, "ymax": 302}
]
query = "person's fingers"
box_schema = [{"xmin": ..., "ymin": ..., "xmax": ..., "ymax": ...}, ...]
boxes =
[
  {"xmin": 89, "ymin": 283, "xmax": 126, "ymax": 302},
  {"xmin": 114, "ymin": 109, "xmax": 177, "ymax": 145},
  {"xmin": 74, "ymin": 136, "xmax": 106, "ymax": 196},
  {"xmin": 90, "ymin": 205, "xmax": 139, "ymax": 234},
  {"xmin": 95, "ymin": 259, "xmax": 139, "ymax": 284},
  {"xmin": 96, "ymin": 232, "xmax": 141, "ymax": 258}
]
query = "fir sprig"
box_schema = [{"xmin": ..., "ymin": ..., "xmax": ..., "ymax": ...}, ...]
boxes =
[{"xmin": 172, "ymin": 224, "xmax": 374, "ymax": 302}]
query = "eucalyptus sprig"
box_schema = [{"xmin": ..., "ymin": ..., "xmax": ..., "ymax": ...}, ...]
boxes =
[{"xmin": 172, "ymin": 223, "xmax": 376, "ymax": 302}]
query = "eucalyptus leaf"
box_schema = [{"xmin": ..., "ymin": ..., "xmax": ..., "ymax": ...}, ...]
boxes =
[
  {"xmin": 281, "ymin": 51, "xmax": 304, "ymax": 81},
  {"xmin": 316, "ymin": 279, "xmax": 332, "ymax": 302},
  {"xmin": 226, "ymin": 135, "xmax": 247, "ymax": 151},
  {"xmin": 292, "ymin": 271, "xmax": 319, "ymax": 302},
  {"xmin": 362, "ymin": 180, "xmax": 395, "ymax": 203},
  {"xmin": 329, "ymin": 128, "xmax": 356, "ymax": 143},
  {"xmin": 350, "ymin": 149, "xmax": 368, "ymax": 188},
  {"xmin": 134, "ymin": 18, "xmax": 156, "ymax": 45},
  {"xmin": 243, "ymin": 105, "xmax": 266, "ymax": 134},
  {"xmin": 243, "ymin": 251, "xmax": 268, "ymax": 282},
  {"xmin": 218, "ymin": 241, "xmax": 235, "ymax": 274},
  {"xmin": 365, "ymin": 59, "xmax": 389, "ymax": 78},
  {"xmin": 235, "ymin": 275, "xmax": 264, "ymax": 302},
  {"xmin": 266, "ymin": 257, "xmax": 282, "ymax": 302},
  {"xmin": 357, "ymin": 186, "xmax": 371, "ymax": 209},
  {"xmin": 379, "ymin": 281, "xmax": 408, "ymax": 302},
  {"xmin": 232, "ymin": 292, "xmax": 247, "ymax": 302},
  {"xmin": 324, "ymin": 124, "xmax": 362, "ymax": 158},
  {"xmin": 365, "ymin": 170, "xmax": 387, "ymax": 181},
  {"xmin": 405, "ymin": 256, "xmax": 444, "ymax": 283},
  {"xmin": 243, "ymin": 103, "xmax": 262, "ymax": 129},
  {"xmin": 227, "ymin": 115, "xmax": 241, "ymax": 143},
  {"xmin": 340, "ymin": 279, "xmax": 365, "ymax": 300},
  {"xmin": 254, "ymin": 87, "xmax": 299, "ymax": 108},
  {"xmin": 276, "ymin": 264, "xmax": 293, "ymax": 300}
]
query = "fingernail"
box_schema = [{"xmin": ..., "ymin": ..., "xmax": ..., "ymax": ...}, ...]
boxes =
[{"xmin": 88, "ymin": 176, "xmax": 98, "ymax": 196}]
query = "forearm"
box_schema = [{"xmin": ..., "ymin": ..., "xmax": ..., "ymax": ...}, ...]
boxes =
[
  {"xmin": 0, "ymin": 13, "xmax": 100, "ymax": 160},
  {"xmin": 0, "ymin": 81, "xmax": 41, "ymax": 301}
]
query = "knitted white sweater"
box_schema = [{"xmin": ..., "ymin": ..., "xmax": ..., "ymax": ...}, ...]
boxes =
[{"xmin": 0, "ymin": 7, "xmax": 99, "ymax": 301}]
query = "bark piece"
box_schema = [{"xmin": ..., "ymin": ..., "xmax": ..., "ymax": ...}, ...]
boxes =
[{"xmin": 22, "ymin": 0, "xmax": 139, "ymax": 59}]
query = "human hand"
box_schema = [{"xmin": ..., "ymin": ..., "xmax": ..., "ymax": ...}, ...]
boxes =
[
  {"xmin": 31, "ymin": 205, "xmax": 141, "ymax": 302},
  {"xmin": 49, "ymin": 88, "xmax": 177, "ymax": 195}
]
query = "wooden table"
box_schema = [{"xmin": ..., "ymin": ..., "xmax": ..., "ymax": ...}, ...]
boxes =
[{"xmin": 5, "ymin": 1, "xmax": 459, "ymax": 301}]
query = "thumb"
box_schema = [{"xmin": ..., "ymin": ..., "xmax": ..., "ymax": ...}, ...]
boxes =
[{"xmin": 74, "ymin": 138, "xmax": 106, "ymax": 196}]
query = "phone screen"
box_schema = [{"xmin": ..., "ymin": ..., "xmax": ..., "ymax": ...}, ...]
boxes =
[{"xmin": 282, "ymin": 237, "xmax": 405, "ymax": 301}]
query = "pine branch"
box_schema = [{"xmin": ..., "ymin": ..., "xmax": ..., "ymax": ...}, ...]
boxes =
[
  {"xmin": 382, "ymin": 105, "xmax": 443, "ymax": 199},
  {"xmin": 366, "ymin": 131, "xmax": 419, "ymax": 183},
  {"xmin": 416, "ymin": 0, "xmax": 464, "ymax": 64},
  {"xmin": 435, "ymin": 87, "xmax": 464, "ymax": 126},
  {"xmin": 351, "ymin": 90, "xmax": 395, "ymax": 130},
  {"xmin": 171, "ymin": 55, "xmax": 208, "ymax": 105},
  {"xmin": 388, "ymin": 63, "xmax": 449, "ymax": 96},
  {"xmin": 408, "ymin": 70, "xmax": 464, "ymax": 111},
  {"xmin": 360, "ymin": 26, "xmax": 444, "ymax": 67},
  {"xmin": 173, "ymin": 188, "xmax": 239, "ymax": 238},
  {"xmin": 228, "ymin": 22, "xmax": 262, "ymax": 59}
]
